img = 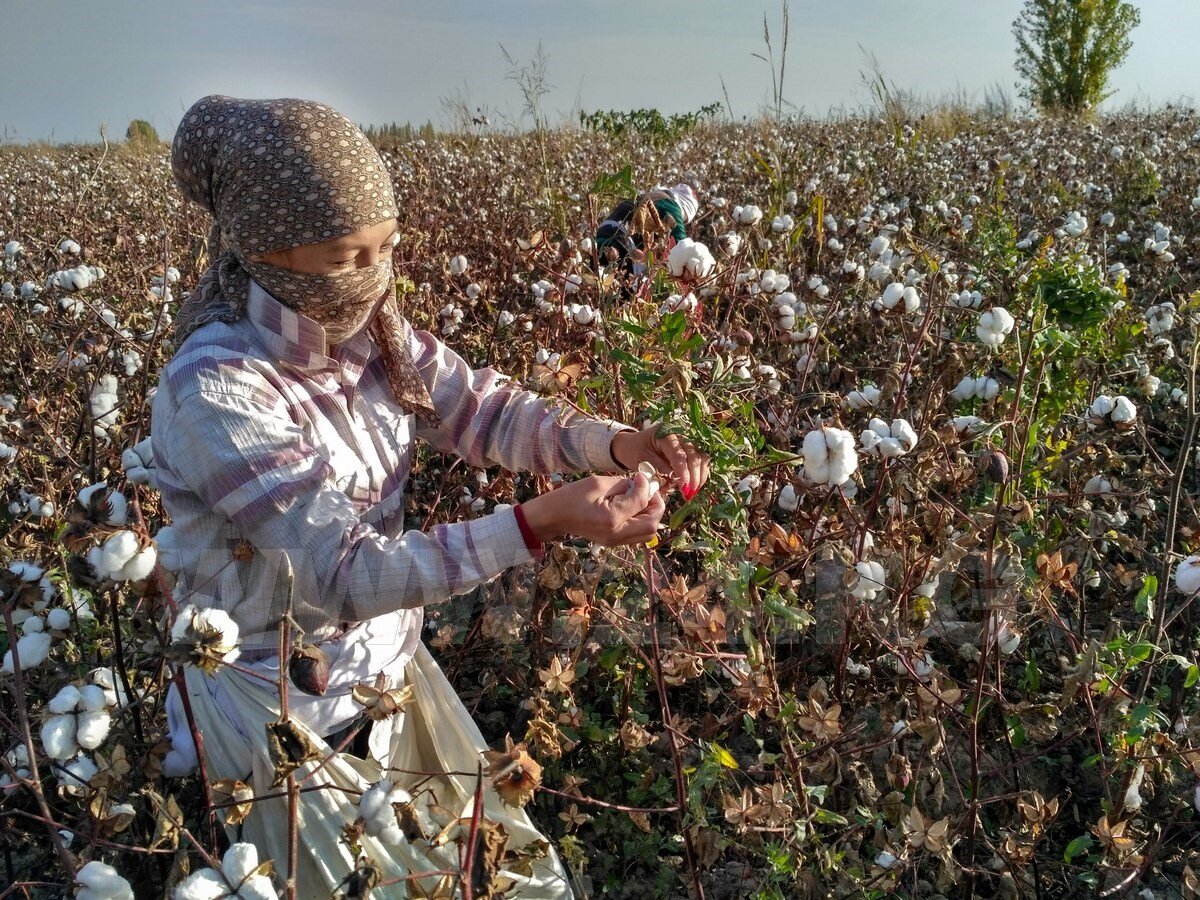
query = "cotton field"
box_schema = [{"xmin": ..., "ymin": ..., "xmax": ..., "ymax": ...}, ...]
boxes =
[{"xmin": 2, "ymin": 111, "xmax": 1200, "ymax": 897}]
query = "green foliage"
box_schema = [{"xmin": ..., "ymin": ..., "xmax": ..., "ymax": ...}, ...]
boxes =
[
  {"xmin": 124, "ymin": 119, "xmax": 159, "ymax": 145},
  {"xmin": 1027, "ymin": 250, "xmax": 1121, "ymax": 329},
  {"xmin": 1012, "ymin": 0, "xmax": 1141, "ymax": 114},
  {"xmin": 579, "ymin": 104, "xmax": 722, "ymax": 149}
]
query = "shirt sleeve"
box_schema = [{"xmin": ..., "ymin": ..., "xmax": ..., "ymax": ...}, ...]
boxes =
[
  {"xmin": 405, "ymin": 318, "xmax": 634, "ymax": 474},
  {"xmin": 155, "ymin": 383, "xmax": 535, "ymax": 624}
]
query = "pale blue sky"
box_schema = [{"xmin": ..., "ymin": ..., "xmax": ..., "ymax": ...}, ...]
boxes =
[{"xmin": 2, "ymin": 1, "xmax": 1197, "ymax": 142}]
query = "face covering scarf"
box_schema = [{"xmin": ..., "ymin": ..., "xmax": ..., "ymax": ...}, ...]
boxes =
[{"xmin": 170, "ymin": 95, "xmax": 440, "ymax": 425}]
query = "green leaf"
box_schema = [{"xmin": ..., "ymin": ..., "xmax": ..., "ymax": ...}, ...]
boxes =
[
  {"xmin": 710, "ymin": 743, "xmax": 738, "ymax": 769},
  {"xmin": 1128, "ymin": 642, "xmax": 1155, "ymax": 664},
  {"xmin": 1063, "ymin": 834, "xmax": 1094, "ymax": 863},
  {"xmin": 1134, "ymin": 575, "xmax": 1157, "ymax": 618},
  {"xmin": 812, "ymin": 807, "xmax": 848, "ymax": 826}
]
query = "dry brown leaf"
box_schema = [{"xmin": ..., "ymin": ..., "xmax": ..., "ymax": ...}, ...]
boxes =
[{"xmin": 212, "ymin": 778, "xmax": 255, "ymax": 826}]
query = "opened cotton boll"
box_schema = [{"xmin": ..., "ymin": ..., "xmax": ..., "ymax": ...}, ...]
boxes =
[
  {"xmin": 74, "ymin": 860, "xmax": 135, "ymax": 900},
  {"xmin": 859, "ymin": 418, "xmax": 918, "ymax": 458},
  {"xmin": 844, "ymin": 385, "xmax": 881, "ymax": 410},
  {"xmin": 1088, "ymin": 394, "xmax": 1137, "ymax": 427},
  {"xmin": 949, "ymin": 375, "xmax": 1001, "ymax": 403},
  {"xmin": 1175, "ymin": 555, "xmax": 1200, "ymax": 595},
  {"xmin": 801, "ymin": 426, "xmax": 859, "ymax": 486},
  {"xmin": 976, "ymin": 307, "xmax": 1015, "ymax": 349},
  {"xmin": 852, "ymin": 560, "xmax": 886, "ymax": 601},
  {"xmin": 666, "ymin": 238, "xmax": 716, "ymax": 282},
  {"xmin": 448, "ymin": 254, "xmax": 469, "ymax": 276},
  {"xmin": 77, "ymin": 482, "xmax": 128, "ymax": 525}
]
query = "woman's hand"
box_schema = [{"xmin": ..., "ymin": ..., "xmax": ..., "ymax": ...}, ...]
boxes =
[
  {"xmin": 519, "ymin": 474, "xmax": 666, "ymax": 546},
  {"xmin": 610, "ymin": 427, "xmax": 710, "ymax": 500}
]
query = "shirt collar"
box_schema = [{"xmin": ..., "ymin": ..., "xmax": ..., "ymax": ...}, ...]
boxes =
[{"xmin": 246, "ymin": 279, "xmax": 374, "ymax": 383}]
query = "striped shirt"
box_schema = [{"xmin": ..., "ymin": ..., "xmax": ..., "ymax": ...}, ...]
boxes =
[{"xmin": 151, "ymin": 280, "xmax": 631, "ymax": 651}]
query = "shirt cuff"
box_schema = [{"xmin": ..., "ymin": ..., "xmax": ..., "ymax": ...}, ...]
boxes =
[
  {"xmin": 512, "ymin": 503, "xmax": 545, "ymax": 557},
  {"xmin": 472, "ymin": 506, "xmax": 537, "ymax": 571},
  {"xmin": 575, "ymin": 419, "xmax": 636, "ymax": 473}
]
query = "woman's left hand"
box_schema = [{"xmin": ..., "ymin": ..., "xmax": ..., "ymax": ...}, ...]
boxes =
[{"xmin": 611, "ymin": 427, "xmax": 710, "ymax": 500}]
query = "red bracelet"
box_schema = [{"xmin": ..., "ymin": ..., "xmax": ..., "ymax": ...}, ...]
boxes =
[{"xmin": 512, "ymin": 503, "xmax": 544, "ymax": 554}]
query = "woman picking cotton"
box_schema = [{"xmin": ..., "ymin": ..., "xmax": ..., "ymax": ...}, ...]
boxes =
[{"xmin": 156, "ymin": 96, "xmax": 709, "ymax": 899}]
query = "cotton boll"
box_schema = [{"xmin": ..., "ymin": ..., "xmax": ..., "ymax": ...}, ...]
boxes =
[
  {"xmin": 171, "ymin": 867, "xmax": 229, "ymax": 900},
  {"xmin": 977, "ymin": 307, "xmax": 1015, "ymax": 349},
  {"xmin": 48, "ymin": 684, "xmax": 83, "ymax": 714},
  {"xmin": 734, "ymin": 474, "xmax": 761, "ymax": 499},
  {"xmin": 45, "ymin": 606, "xmax": 72, "ymax": 630},
  {"xmin": 853, "ymin": 560, "xmax": 886, "ymax": 600},
  {"xmin": 116, "ymin": 546, "xmax": 157, "ymax": 582},
  {"xmin": 60, "ymin": 754, "xmax": 98, "ymax": 795},
  {"xmin": 1111, "ymin": 396, "xmax": 1137, "ymax": 423},
  {"xmin": 358, "ymin": 779, "xmax": 411, "ymax": 845},
  {"xmin": 42, "ymin": 714, "xmax": 80, "ymax": 759},
  {"xmin": 801, "ymin": 427, "xmax": 859, "ymax": 486},
  {"xmin": 448, "ymin": 255, "xmax": 468, "ymax": 276},
  {"xmin": 777, "ymin": 484, "xmax": 798, "ymax": 512},
  {"xmin": 666, "ymin": 238, "xmax": 716, "ymax": 281},
  {"xmin": 844, "ymin": 385, "xmax": 881, "ymax": 410},
  {"xmin": 879, "ymin": 282, "xmax": 905, "ymax": 310},
  {"xmin": 78, "ymin": 684, "xmax": 109, "ymax": 712},
  {"xmin": 1123, "ymin": 764, "xmax": 1145, "ymax": 811},
  {"xmin": 75, "ymin": 711, "xmax": 112, "ymax": 751},
  {"xmin": 3, "ymin": 631, "xmax": 53, "ymax": 672},
  {"xmin": 1175, "ymin": 555, "xmax": 1200, "ymax": 595},
  {"xmin": 221, "ymin": 843, "xmax": 266, "ymax": 887},
  {"xmin": 154, "ymin": 526, "xmax": 182, "ymax": 572},
  {"xmin": 75, "ymin": 860, "xmax": 134, "ymax": 900}
]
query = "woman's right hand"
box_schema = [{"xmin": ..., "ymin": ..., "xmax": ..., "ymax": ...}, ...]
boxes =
[{"xmin": 519, "ymin": 473, "xmax": 666, "ymax": 546}]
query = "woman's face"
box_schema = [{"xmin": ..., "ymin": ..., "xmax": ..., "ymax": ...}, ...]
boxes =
[{"xmin": 251, "ymin": 217, "xmax": 400, "ymax": 274}]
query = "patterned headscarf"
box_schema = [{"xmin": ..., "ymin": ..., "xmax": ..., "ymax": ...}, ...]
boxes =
[{"xmin": 171, "ymin": 95, "xmax": 440, "ymax": 424}]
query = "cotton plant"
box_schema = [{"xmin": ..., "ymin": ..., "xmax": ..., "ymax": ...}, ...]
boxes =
[
  {"xmin": 173, "ymin": 843, "xmax": 276, "ymax": 900},
  {"xmin": 976, "ymin": 307, "xmax": 1014, "ymax": 349},
  {"xmin": 859, "ymin": 418, "xmax": 918, "ymax": 459}
]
